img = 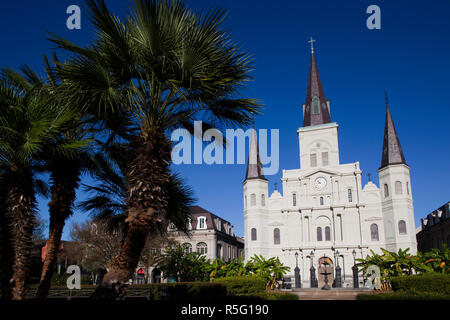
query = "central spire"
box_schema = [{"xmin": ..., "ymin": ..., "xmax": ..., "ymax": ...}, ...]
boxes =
[{"xmin": 302, "ymin": 39, "xmax": 332, "ymax": 127}]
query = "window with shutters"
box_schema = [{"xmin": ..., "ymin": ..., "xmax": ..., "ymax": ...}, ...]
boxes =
[
  {"xmin": 322, "ymin": 152, "xmax": 329, "ymax": 166},
  {"xmin": 250, "ymin": 193, "xmax": 256, "ymax": 206},
  {"xmin": 310, "ymin": 153, "xmax": 317, "ymax": 167},
  {"xmin": 251, "ymin": 228, "xmax": 257, "ymax": 241},
  {"xmin": 317, "ymin": 227, "xmax": 323, "ymax": 241},
  {"xmin": 398, "ymin": 220, "xmax": 407, "ymax": 235},
  {"xmin": 196, "ymin": 242, "xmax": 207, "ymax": 255},
  {"xmin": 395, "ymin": 181, "xmax": 402, "ymax": 195},
  {"xmin": 325, "ymin": 226, "xmax": 331, "ymax": 241},
  {"xmin": 274, "ymin": 228, "xmax": 280, "ymax": 245},
  {"xmin": 370, "ymin": 224, "xmax": 379, "ymax": 241},
  {"xmin": 384, "ymin": 184, "xmax": 389, "ymax": 198}
]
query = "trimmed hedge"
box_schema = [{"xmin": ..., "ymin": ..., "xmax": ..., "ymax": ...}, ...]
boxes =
[
  {"xmin": 212, "ymin": 276, "xmax": 267, "ymax": 296},
  {"xmin": 146, "ymin": 282, "xmax": 227, "ymax": 300},
  {"xmin": 357, "ymin": 292, "xmax": 450, "ymax": 300},
  {"xmin": 390, "ymin": 273, "xmax": 450, "ymax": 295}
]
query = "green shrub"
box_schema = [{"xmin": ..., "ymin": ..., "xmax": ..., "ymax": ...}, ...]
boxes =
[
  {"xmin": 213, "ymin": 276, "xmax": 266, "ymax": 296},
  {"xmin": 143, "ymin": 282, "xmax": 227, "ymax": 300},
  {"xmin": 390, "ymin": 273, "xmax": 450, "ymax": 295},
  {"xmin": 357, "ymin": 292, "xmax": 450, "ymax": 300},
  {"xmin": 264, "ymin": 292, "xmax": 298, "ymax": 300}
]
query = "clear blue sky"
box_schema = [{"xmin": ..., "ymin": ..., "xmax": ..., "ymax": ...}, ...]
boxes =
[{"xmin": 1, "ymin": 0, "xmax": 449, "ymax": 239}]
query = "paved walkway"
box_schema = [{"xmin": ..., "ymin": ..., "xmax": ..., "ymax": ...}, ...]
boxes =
[{"xmin": 291, "ymin": 288, "xmax": 373, "ymax": 300}]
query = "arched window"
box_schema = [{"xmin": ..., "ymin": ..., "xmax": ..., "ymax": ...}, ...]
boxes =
[
  {"xmin": 261, "ymin": 194, "xmax": 265, "ymax": 206},
  {"xmin": 251, "ymin": 228, "xmax": 257, "ymax": 241},
  {"xmin": 310, "ymin": 153, "xmax": 317, "ymax": 167},
  {"xmin": 325, "ymin": 226, "xmax": 331, "ymax": 241},
  {"xmin": 250, "ymin": 193, "xmax": 256, "ymax": 206},
  {"xmin": 322, "ymin": 152, "xmax": 329, "ymax": 166},
  {"xmin": 395, "ymin": 181, "xmax": 402, "ymax": 195},
  {"xmin": 312, "ymin": 96, "xmax": 320, "ymax": 114},
  {"xmin": 317, "ymin": 227, "xmax": 323, "ymax": 241},
  {"xmin": 320, "ymin": 197, "xmax": 324, "ymax": 206},
  {"xmin": 348, "ymin": 189, "xmax": 353, "ymax": 203},
  {"xmin": 274, "ymin": 228, "xmax": 280, "ymax": 245},
  {"xmin": 196, "ymin": 242, "xmax": 207, "ymax": 254},
  {"xmin": 384, "ymin": 184, "xmax": 389, "ymax": 198},
  {"xmin": 398, "ymin": 220, "xmax": 407, "ymax": 235},
  {"xmin": 292, "ymin": 193, "xmax": 297, "ymax": 207},
  {"xmin": 183, "ymin": 243, "xmax": 192, "ymax": 254},
  {"xmin": 370, "ymin": 224, "xmax": 379, "ymax": 241}
]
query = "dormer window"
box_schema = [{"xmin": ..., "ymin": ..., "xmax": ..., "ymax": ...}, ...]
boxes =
[
  {"xmin": 216, "ymin": 219, "xmax": 221, "ymax": 231},
  {"xmin": 197, "ymin": 216, "xmax": 207, "ymax": 230},
  {"xmin": 186, "ymin": 218, "xmax": 192, "ymax": 230}
]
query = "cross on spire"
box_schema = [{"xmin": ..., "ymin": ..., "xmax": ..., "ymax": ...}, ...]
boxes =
[{"xmin": 308, "ymin": 37, "xmax": 316, "ymax": 54}]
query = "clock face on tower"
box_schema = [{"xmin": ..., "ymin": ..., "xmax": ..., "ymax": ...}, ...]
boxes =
[{"xmin": 314, "ymin": 177, "xmax": 327, "ymax": 190}]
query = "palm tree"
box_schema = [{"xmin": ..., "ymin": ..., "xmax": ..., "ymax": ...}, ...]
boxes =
[
  {"xmin": 0, "ymin": 70, "xmax": 78, "ymax": 299},
  {"xmin": 77, "ymin": 142, "xmax": 195, "ymax": 298},
  {"xmin": 50, "ymin": 0, "xmax": 260, "ymax": 298},
  {"xmin": 0, "ymin": 166, "xmax": 13, "ymax": 300}
]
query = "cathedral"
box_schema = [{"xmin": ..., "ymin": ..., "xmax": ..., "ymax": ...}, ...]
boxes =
[{"xmin": 243, "ymin": 46, "xmax": 417, "ymax": 288}]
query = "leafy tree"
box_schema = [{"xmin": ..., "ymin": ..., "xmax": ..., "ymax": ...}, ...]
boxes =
[
  {"xmin": 51, "ymin": 0, "xmax": 260, "ymax": 298},
  {"xmin": 156, "ymin": 244, "xmax": 211, "ymax": 282}
]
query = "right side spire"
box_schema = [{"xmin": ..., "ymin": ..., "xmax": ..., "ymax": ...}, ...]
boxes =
[{"xmin": 380, "ymin": 92, "xmax": 407, "ymax": 169}]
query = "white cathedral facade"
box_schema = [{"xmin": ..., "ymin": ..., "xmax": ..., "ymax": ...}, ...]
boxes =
[{"xmin": 243, "ymin": 49, "xmax": 417, "ymax": 288}]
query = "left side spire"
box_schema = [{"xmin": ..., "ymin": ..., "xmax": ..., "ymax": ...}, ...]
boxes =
[{"xmin": 245, "ymin": 129, "xmax": 266, "ymax": 181}]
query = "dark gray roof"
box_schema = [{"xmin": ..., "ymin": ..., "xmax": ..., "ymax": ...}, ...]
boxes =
[
  {"xmin": 380, "ymin": 95, "xmax": 407, "ymax": 169},
  {"xmin": 244, "ymin": 129, "xmax": 266, "ymax": 181},
  {"xmin": 188, "ymin": 206, "xmax": 234, "ymax": 234},
  {"xmin": 302, "ymin": 52, "xmax": 332, "ymax": 127},
  {"xmin": 420, "ymin": 202, "xmax": 450, "ymax": 229}
]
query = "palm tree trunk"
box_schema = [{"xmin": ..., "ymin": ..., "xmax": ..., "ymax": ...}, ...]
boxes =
[
  {"xmin": 35, "ymin": 218, "xmax": 64, "ymax": 299},
  {"xmin": 6, "ymin": 167, "xmax": 36, "ymax": 300},
  {"xmin": 36, "ymin": 159, "xmax": 80, "ymax": 299},
  {"xmin": 0, "ymin": 190, "xmax": 13, "ymax": 300},
  {"xmin": 92, "ymin": 133, "xmax": 171, "ymax": 300}
]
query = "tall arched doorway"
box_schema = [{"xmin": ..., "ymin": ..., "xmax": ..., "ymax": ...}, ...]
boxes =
[{"xmin": 317, "ymin": 257, "xmax": 334, "ymax": 289}]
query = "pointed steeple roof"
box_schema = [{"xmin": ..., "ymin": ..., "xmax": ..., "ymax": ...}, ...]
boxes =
[
  {"xmin": 380, "ymin": 93, "xmax": 407, "ymax": 169},
  {"xmin": 245, "ymin": 128, "xmax": 266, "ymax": 181},
  {"xmin": 302, "ymin": 50, "xmax": 332, "ymax": 127}
]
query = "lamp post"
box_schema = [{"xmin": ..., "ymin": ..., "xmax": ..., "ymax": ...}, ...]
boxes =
[
  {"xmin": 294, "ymin": 251, "xmax": 301, "ymax": 288},
  {"xmin": 352, "ymin": 249, "xmax": 359, "ymax": 288},
  {"xmin": 334, "ymin": 250, "xmax": 342, "ymax": 288},
  {"xmin": 309, "ymin": 251, "xmax": 317, "ymax": 288}
]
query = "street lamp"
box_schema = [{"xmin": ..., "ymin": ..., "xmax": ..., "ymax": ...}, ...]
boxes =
[
  {"xmin": 294, "ymin": 251, "xmax": 301, "ymax": 288},
  {"xmin": 334, "ymin": 250, "xmax": 342, "ymax": 288},
  {"xmin": 352, "ymin": 249, "xmax": 359, "ymax": 288},
  {"xmin": 309, "ymin": 251, "xmax": 317, "ymax": 288}
]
